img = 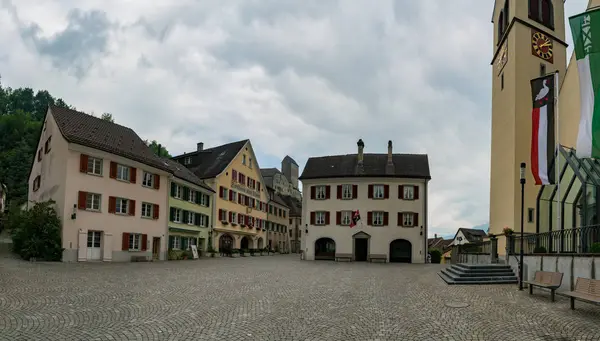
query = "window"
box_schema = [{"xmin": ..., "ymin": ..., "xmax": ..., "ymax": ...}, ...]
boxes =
[
  {"xmin": 249, "ymin": 158, "xmax": 252, "ymax": 169},
  {"xmin": 373, "ymin": 185, "xmax": 384, "ymax": 199},
  {"xmin": 372, "ymin": 211, "xmax": 384, "ymax": 226},
  {"xmin": 198, "ymin": 214, "xmax": 208, "ymax": 227},
  {"xmin": 540, "ymin": 63, "xmax": 546, "ymax": 77},
  {"xmin": 219, "ymin": 209, "xmax": 228, "ymax": 221},
  {"xmin": 37, "ymin": 149, "xmax": 42, "ymax": 162},
  {"xmin": 342, "ymin": 184, "xmax": 353, "ymax": 199},
  {"xmin": 341, "ymin": 211, "xmax": 351, "ymax": 225},
  {"xmin": 199, "ymin": 193, "xmax": 209, "ymax": 206},
  {"xmin": 44, "ymin": 136, "xmax": 52, "ymax": 154},
  {"xmin": 171, "ymin": 236, "xmax": 181, "ymax": 249},
  {"xmin": 187, "ymin": 211, "xmax": 195, "ymax": 225},
  {"xmin": 315, "ymin": 186, "xmax": 326, "ymax": 200},
  {"xmin": 238, "ymin": 214, "xmax": 245, "ymax": 225},
  {"xmin": 402, "ymin": 213, "xmax": 414, "ymax": 227},
  {"xmin": 189, "ymin": 190, "xmax": 196, "ymax": 203},
  {"xmin": 184, "ymin": 157, "xmax": 192, "ymax": 165},
  {"xmin": 219, "ymin": 186, "xmax": 228, "ymax": 200},
  {"xmin": 529, "ymin": 0, "xmax": 553, "ymax": 29},
  {"xmin": 528, "ymin": 208, "xmax": 535, "ymax": 223},
  {"xmin": 501, "ymin": 73, "xmax": 504, "ymax": 90},
  {"xmin": 403, "ymin": 186, "xmax": 414, "ymax": 200},
  {"xmin": 242, "ymin": 154, "xmax": 247, "ymax": 165},
  {"xmin": 316, "ymin": 212, "xmax": 326, "ymax": 225},
  {"xmin": 86, "ymin": 193, "xmax": 101, "ymax": 211},
  {"xmin": 231, "ymin": 212, "xmax": 237, "ymax": 224},
  {"xmin": 129, "ymin": 233, "xmax": 142, "ymax": 250},
  {"xmin": 141, "ymin": 202, "xmax": 153, "ymax": 218},
  {"xmin": 32, "ymin": 176, "xmax": 41, "ymax": 192},
  {"xmin": 173, "ymin": 208, "xmax": 182, "ymax": 223},
  {"xmin": 172, "ymin": 183, "xmax": 182, "ymax": 199},
  {"xmin": 87, "ymin": 157, "xmax": 103, "ymax": 175},
  {"xmin": 142, "ymin": 172, "xmax": 153, "ymax": 187},
  {"xmin": 116, "ymin": 164, "xmax": 130, "ymax": 181},
  {"xmin": 116, "ymin": 198, "xmax": 129, "ymax": 214}
]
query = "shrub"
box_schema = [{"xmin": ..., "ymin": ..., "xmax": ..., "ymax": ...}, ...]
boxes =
[
  {"xmin": 429, "ymin": 249, "xmax": 442, "ymax": 263},
  {"xmin": 8, "ymin": 200, "xmax": 63, "ymax": 261},
  {"xmin": 590, "ymin": 242, "xmax": 600, "ymax": 254}
]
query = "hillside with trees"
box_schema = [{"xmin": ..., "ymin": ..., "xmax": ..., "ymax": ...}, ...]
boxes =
[{"xmin": 0, "ymin": 79, "xmax": 170, "ymax": 206}]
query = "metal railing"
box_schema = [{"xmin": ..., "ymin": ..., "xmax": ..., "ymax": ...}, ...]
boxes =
[
  {"xmin": 459, "ymin": 240, "xmax": 491, "ymax": 254},
  {"xmin": 508, "ymin": 225, "xmax": 600, "ymax": 255}
]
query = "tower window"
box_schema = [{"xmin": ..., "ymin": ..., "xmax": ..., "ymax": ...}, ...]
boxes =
[
  {"xmin": 528, "ymin": 208, "xmax": 535, "ymax": 223},
  {"xmin": 529, "ymin": 0, "xmax": 554, "ymax": 30},
  {"xmin": 496, "ymin": 0, "xmax": 509, "ymax": 45},
  {"xmin": 540, "ymin": 63, "xmax": 546, "ymax": 77},
  {"xmin": 501, "ymin": 73, "xmax": 504, "ymax": 90}
]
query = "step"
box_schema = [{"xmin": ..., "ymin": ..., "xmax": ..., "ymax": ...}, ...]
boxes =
[
  {"xmin": 449, "ymin": 265, "xmax": 516, "ymax": 274},
  {"xmin": 439, "ymin": 269, "xmax": 517, "ymax": 283},
  {"xmin": 455, "ymin": 263, "xmax": 513, "ymax": 270},
  {"xmin": 438, "ymin": 271, "xmax": 518, "ymax": 285},
  {"xmin": 445, "ymin": 267, "xmax": 516, "ymax": 278}
]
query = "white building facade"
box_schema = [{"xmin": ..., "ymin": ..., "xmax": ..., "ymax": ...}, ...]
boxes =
[{"xmin": 300, "ymin": 139, "xmax": 431, "ymax": 263}]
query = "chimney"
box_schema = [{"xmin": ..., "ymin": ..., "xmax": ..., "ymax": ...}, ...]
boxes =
[
  {"xmin": 197, "ymin": 142, "xmax": 204, "ymax": 151},
  {"xmin": 157, "ymin": 143, "xmax": 162, "ymax": 156},
  {"xmin": 357, "ymin": 139, "xmax": 364, "ymax": 164},
  {"xmin": 435, "ymin": 233, "xmax": 437, "ymax": 239},
  {"xmin": 387, "ymin": 140, "xmax": 393, "ymax": 163}
]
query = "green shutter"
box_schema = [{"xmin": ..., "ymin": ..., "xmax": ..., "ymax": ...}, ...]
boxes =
[
  {"xmin": 183, "ymin": 187, "xmax": 190, "ymax": 201},
  {"xmin": 194, "ymin": 213, "xmax": 201, "ymax": 226},
  {"xmin": 194, "ymin": 192, "xmax": 201, "ymax": 204},
  {"xmin": 170, "ymin": 207, "xmax": 175, "ymax": 221},
  {"xmin": 182, "ymin": 238, "xmax": 188, "ymax": 250},
  {"xmin": 169, "ymin": 236, "xmax": 174, "ymax": 248},
  {"xmin": 206, "ymin": 195, "xmax": 210, "ymax": 208},
  {"xmin": 170, "ymin": 183, "xmax": 176, "ymax": 197},
  {"xmin": 183, "ymin": 210, "xmax": 189, "ymax": 223}
]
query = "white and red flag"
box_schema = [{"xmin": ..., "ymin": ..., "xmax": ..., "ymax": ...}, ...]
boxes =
[
  {"xmin": 349, "ymin": 210, "xmax": 361, "ymax": 228},
  {"xmin": 531, "ymin": 73, "xmax": 557, "ymax": 185}
]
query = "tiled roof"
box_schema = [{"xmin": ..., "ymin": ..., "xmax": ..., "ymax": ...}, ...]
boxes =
[
  {"xmin": 428, "ymin": 238, "xmax": 453, "ymax": 251},
  {"xmin": 266, "ymin": 186, "xmax": 289, "ymax": 208},
  {"xmin": 278, "ymin": 194, "xmax": 302, "ymax": 217},
  {"xmin": 50, "ymin": 105, "xmax": 171, "ymax": 172},
  {"xmin": 457, "ymin": 228, "xmax": 487, "ymax": 243},
  {"xmin": 161, "ymin": 158, "xmax": 214, "ymax": 193},
  {"xmin": 299, "ymin": 153, "xmax": 431, "ymax": 180},
  {"xmin": 172, "ymin": 140, "xmax": 248, "ymax": 179},
  {"xmin": 260, "ymin": 168, "xmax": 281, "ymax": 178}
]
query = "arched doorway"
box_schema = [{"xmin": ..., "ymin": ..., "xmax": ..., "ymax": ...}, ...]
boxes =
[
  {"xmin": 219, "ymin": 234, "xmax": 233, "ymax": 252},
  {"xmin": 314, "ymin": 238, "xmax": 336, "ymax": 260},
  {"xmin": 257, "ymin": 237, "xmax": 263, "ymax": 249},
  {"xmin": 240, "ymin": 236, "xmax": 249, "ymax": 250},
  {"xmin": 389, "ymin": 239, "xmax": 412, "ymax": 263}
]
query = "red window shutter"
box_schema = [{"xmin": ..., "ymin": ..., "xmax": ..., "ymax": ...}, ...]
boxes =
[
  {"xmin": 352, "ymin": 185, "xmax": 358, "ymax": 199},
  {"xmin": 325, "ymin": 186, "xmax": 331, "ymax": 199},
  {"xmin": 337, "ymin": 185, "xmax": 342, "ymax": 199},
  {"xmin": 368, "ymin": 185, "xmax": 374, "ymax": 199},
  {"xmin": 397, "ymin": 212, "xmax": 402, "ymax": 226},
  {"xmin": 129, "ymin": 168, "xmax": 136, "ymax": 183},
  {"xmin": 257, "ymin": 182, "xmax": 261, "ymax": 191},
  {"xmin": 232, "ymin": 170, "xmax": 237, "ymax": 180},
  {"xmin": 108, "ymin": 196, "xmax": 116, "ymax": 213},
  {"xmin": 384, "ymin": 185, "xmax": 389, "ymax": 199},
  {"xmin": 154, "ymin": 174, "xmax": 160, "ymax": 189},
  {"xmin": 129, "ymin": 200, "xmax": 136, "ymax": 216},
  {"xmin": 122, "ymin": 233, "xmax": 129, "ymax": 251},
  {"xmin": 398, "ymin": 185, "xmax": 404, "ymax": 199},
  {"xmin": 141, "ymin": 234, "xmax": 148, "ymax": 251},
  {"xmin": 219, "ymin": 186, "xmax": 224, "ymax": 197},
  {"xmin": 218, "ymin": 209, "xmax": 223, "ymax": 220},
  {"xmin": 229, "ymin": 191, "xmax": 234, "ymax": 201},
  {"xmin": 367, "ymin": 211, "xmax": 373, "ymax": 225},
  {"xmin": 383, "ymin": 212, "xmax": 389, "ymax": 226},
  {"xmin": 109, "ymin": 162, "xmax": 117, "ymax": 178},
  {"xmin": 414, "ymin": 185, "xmax": 419, "ymax": 199},
  {"xmin": 336, "ymin": 211, "xmax": 341, "ymax": 225},
  {"xmin": 79, "ymin": 154, "xmax": 88, "ymax": 173},
  {"xmin": 229, "ymin": 211, "xmax": 232, "ymax": 222},
  {"xmin": 310, "ymin": 212, "xmax": 316, "ymax": 225},
  {"xmin": 414, "ymin": 213, "xmax": 419, "ymax": 226},
  {"xmin": 78, "ymin": 191, "xmax": 87, "ymax": 209},
  {"xmin": 153, "ymin": 204, "xmax": 159, "ymax": 219},
  {"xmin": 325, "ymin": 212, "xmax": 330, "ymax": 225},
  {"xmin": 310, "ymin": 186, "xmax": 316, "ymax": 199}
]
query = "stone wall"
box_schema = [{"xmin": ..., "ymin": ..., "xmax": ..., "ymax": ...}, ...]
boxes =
[
  {"xmin": 507, "ymin": 255, "xmax": 599, "ymax": 293},
  {"xmin": 457, "ymin": 253, "xmax": 491, "ymax": 264}
]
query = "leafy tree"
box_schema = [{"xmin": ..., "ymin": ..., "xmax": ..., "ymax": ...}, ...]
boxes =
[
  {"xmin": 100, "ymin": 112, "xmax": 114, "ymax": 122},
  {"xmin": 145, "ymin": 139, "xmax": 172, "ymax": 157},
  {"xmin": 8, "ymin": 200, "xmax": 63, "ymax": 261},
  {"xmin": 429, "ymin": 248, "xmax": 442, "ymax": 263}
]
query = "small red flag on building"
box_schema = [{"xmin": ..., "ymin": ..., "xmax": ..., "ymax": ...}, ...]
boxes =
[{"xmin": 349, "ymin": 210, "xmax": 361, "ymax": 228}]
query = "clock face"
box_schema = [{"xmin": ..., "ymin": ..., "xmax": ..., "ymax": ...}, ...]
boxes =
[
  {"xmin": 531, "ymin": 31, "xmax": 554, "ymax": 63},
  {"xmin": 497, "ymin": 44, "xmax": 508, "ymax": 74}
]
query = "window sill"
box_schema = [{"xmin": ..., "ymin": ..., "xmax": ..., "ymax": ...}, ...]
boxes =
[
  {"xmin": 141, "ymin": 216, "xmax": 153, "ymax": 220},
  {"xmin": 87, "ymin": 172, "xmax": 103, "ymax": 177},
  {"xmin": 115, "ymin": 212, "xmax": 130, "ymax": 216},
  {"xmin": 85, "ymin": 209, "xmax": 102, "ymax": 213},
  {"xmin": 401, "ymin": 226, "xmax": 416, "ymax": 228},
  {"xmin": 116, "ymin": 178, "xmax": 131, "ymax": 184},
  {"xmin": 341, "ymin": 197, "xmax": 354, "ymax": 200},
  {"xmin": 128, "ymin": 249, "xmax": 143, "ymax": 252},
  {"xmin": 142, "ymin": 184, "xmax": 155, "ymax": 189}
]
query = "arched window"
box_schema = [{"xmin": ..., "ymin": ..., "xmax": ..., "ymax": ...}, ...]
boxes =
[
  {"xmin": 498, "ymin": 11, "xmax": 505, "ymax": 42},
  {"xmin": 529, "ymin": 0, "xmax": 554, "ymax": 29}
]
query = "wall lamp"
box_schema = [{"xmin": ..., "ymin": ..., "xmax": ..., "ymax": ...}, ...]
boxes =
[
  {"xmin": 305, "ymin": 223, "xmax": 308, "ymax": 235},
  {"xmin": 71, "ymin": 204, "xmax": 77, "ymax": 220}
]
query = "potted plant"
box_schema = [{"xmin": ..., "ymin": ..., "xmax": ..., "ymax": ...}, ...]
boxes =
[
  {"xmin": 502, "ymin": 226, "xmax": 514, "ymax": 236},
  {"xmin": 250, "ymin": 248, "xmax": 256, "ymax": 256},
  {"xmin": 231, "ymin": 249, "xmax": 240, "ymax": 257}
]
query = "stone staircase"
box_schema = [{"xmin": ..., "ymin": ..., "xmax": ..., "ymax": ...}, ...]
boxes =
[{"xmin": 438, "ymin": 263, "xmax": 518, "ymax": 285}]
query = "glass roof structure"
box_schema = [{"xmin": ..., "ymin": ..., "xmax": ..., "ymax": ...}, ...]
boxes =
[{"xmin": 537, "ymin": 145, "xmax": 600, "ymax": 233}]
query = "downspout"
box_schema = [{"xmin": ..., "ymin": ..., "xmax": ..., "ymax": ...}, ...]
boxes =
[{"xmin": 424, "ymin": 179, "xmax": 429, "ymax": 263}]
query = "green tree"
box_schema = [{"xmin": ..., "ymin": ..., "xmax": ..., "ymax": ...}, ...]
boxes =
[
  {"xmin": 8, "ymin": 200, "xmax": 64, "ymax": 261},
  {"xmin": 100, "ymin": 112, "xmax": 114, "ymax": 122},
  {"xmin": 145, "ymin": 139, "xmax": 172, "ymax": 157}
]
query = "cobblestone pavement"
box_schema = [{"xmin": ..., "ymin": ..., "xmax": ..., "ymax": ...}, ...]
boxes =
[{"xmin": 1, "ymin": 255, "xmax": 599, "ymax": 341}]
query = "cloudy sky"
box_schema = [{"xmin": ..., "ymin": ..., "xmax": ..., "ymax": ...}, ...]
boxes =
[{"xmin": 0, "ymin": 0, "xmax": 591, "ymax": 237}]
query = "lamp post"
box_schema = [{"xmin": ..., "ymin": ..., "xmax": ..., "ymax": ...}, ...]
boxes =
[{"xmin": 519, "ymin": 162, "xmax": 526, "ymax": 291}]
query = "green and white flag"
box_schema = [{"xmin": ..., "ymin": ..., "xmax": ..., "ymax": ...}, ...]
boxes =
[{"xmin": 571, "ymin": 9, "xmax": 600, "ymax": 158}]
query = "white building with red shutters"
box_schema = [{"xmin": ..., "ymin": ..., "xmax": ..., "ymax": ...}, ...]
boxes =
[{"xmin": 299, "ymin": 139, "xmax": 431, "ymax": 263}]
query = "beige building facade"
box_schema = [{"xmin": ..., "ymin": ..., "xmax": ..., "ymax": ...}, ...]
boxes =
[
  {"xmin": 29, "ymin": 106, "xmax": 172, "ymax": 262},
  {"xmin": 300, "ymin": 140, "xmax": 431, "ymax": 263},
  {"xmin": 489, "ymin": 0, "xmax": 600, "ymax": 255}
]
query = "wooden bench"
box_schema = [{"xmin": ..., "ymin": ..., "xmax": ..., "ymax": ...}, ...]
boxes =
[
  {"xmin": 369, "ymin": 254, "xmax": 387, "ymax": 263},
  {"xmin": 335, "ymin": 253, "xmax": 352, "ymax": 262},
  {"xmin": 131, "ymin": 255, "xmax": 149, "ymax": 262},
  {"xmin": 523, "ymin": 271, "xmax": 563, "ymax": 302},
  {"xmin": 564, "ymin": 277, "xmax": 600, "ymax": 310}
]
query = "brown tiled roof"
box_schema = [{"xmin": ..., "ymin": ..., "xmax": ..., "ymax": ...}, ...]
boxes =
[
  {"xmin": 299, "ymin": 153, "xmax": 431, "ymax": 180},
  {"xmin": 455, "ymin": 228, "xmax": 487, "ymax": 243},
  {"xmin": 428, "ymin": 238, "xmax": 453, "ymax": 251},
  {"xmin": 260, "ymin": 168, "xmax": 281, "ymax": 178},
  {"xmin": 50, "ymin": 105, "xmax": 171, "ymax": 172},
  {"xmin": 171, "ymin": 140, "xmax": 248, "ymax": 179},
  {"xmin": 162, "ymin": 158, "xmax": 214, "ymax": 193}
]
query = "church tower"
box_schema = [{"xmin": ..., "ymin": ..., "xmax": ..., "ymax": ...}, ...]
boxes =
[{"xmin": 489, "ymin": 0, "xmax": 567, "ymax": 247}]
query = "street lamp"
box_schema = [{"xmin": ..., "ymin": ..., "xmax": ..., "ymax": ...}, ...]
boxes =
[{"xmin": 519, "ymin": 162, "xmax": 526, "ymax": 291}]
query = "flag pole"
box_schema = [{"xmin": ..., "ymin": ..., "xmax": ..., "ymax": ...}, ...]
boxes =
[{"xmin": 555, "ymin": 71, "xmax": 561, "ymax": 239}]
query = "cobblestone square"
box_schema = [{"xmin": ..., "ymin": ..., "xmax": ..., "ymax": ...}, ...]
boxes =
[{"xmin": 1, "ymin": 255, "xmax": 599, "ymax": 341}]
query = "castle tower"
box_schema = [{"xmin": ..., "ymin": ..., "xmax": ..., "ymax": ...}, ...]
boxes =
[{"xmin": 489, "ymin": 0, "xmax": 567, "ymax": 251}]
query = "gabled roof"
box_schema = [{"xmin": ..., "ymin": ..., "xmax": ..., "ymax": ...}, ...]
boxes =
[
  {"xmin": 161, "ymin": 158, "xmax": 214, "ymax": 193},
  {"xmin": 260, "ymin": 167, "xmax": 281, "ymax": 178},
  {"xmin": 278, "ymin": 194, "xmax": 302, "ymax": 217},
  {"xmin": 428, "ymin": 237, "xmax": 453, "ymax": 251},
  {"xmin": 50, "ymin": 105, "xmax": 171, "ymax": 172},
  {"xmin": 299, "ymin": 153, "xmax": 431, "ymax": 180},
  {"xmin": 172, "ymin": 140, "xmax": 248, "ymax": 179},
  {"xmin": 454, "ymin": 228, "xmax": 487, "ymax": 243}
]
